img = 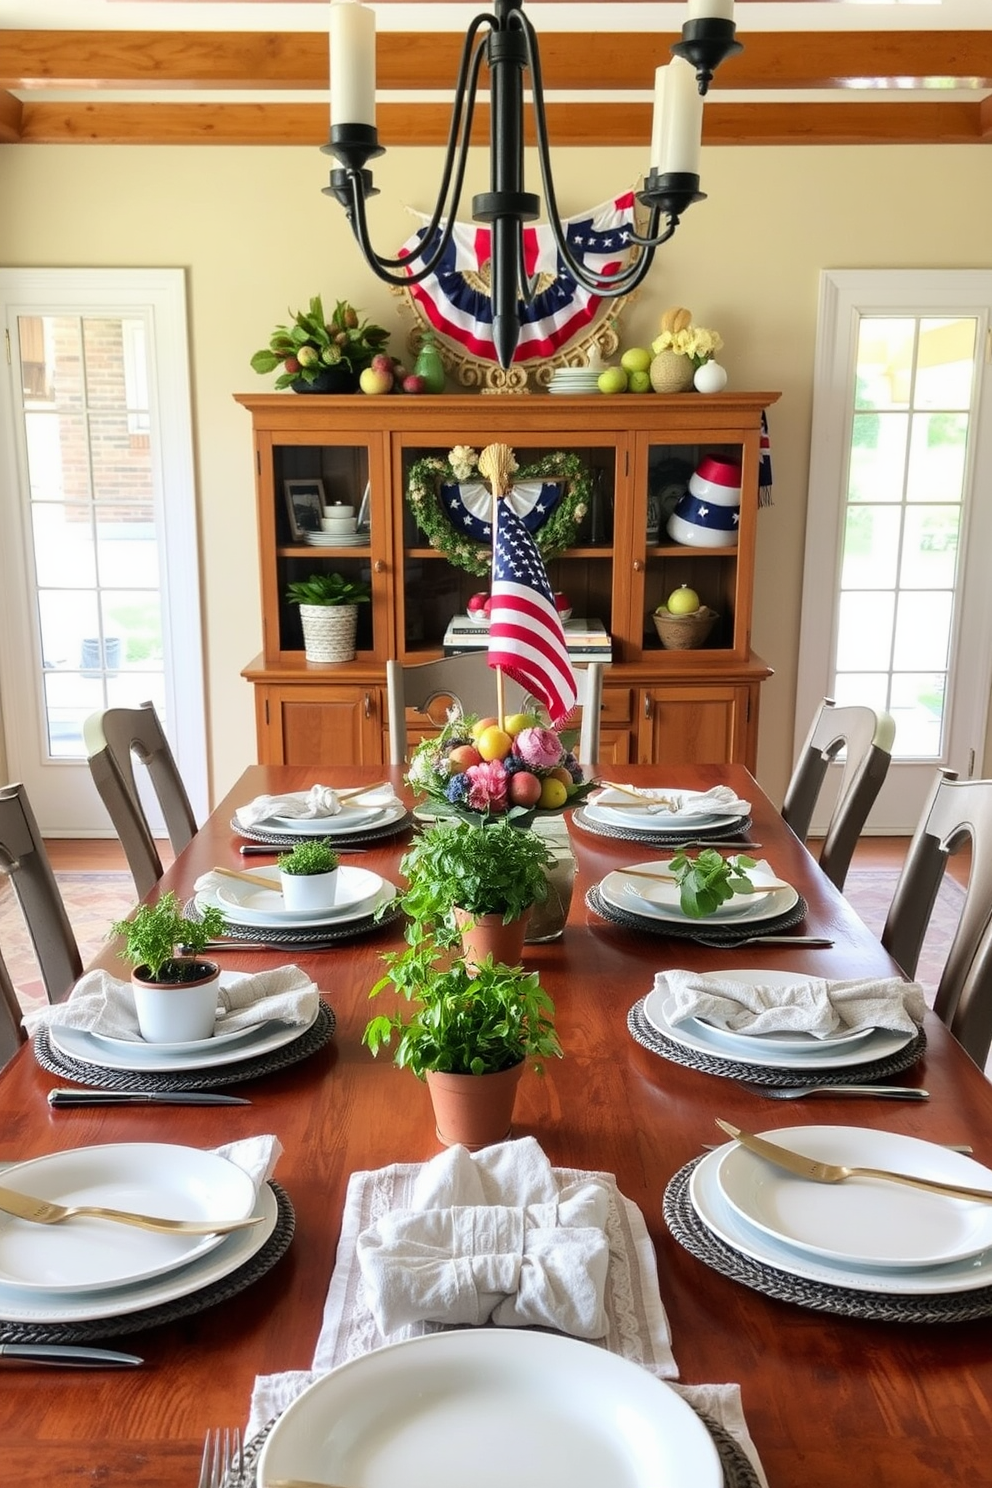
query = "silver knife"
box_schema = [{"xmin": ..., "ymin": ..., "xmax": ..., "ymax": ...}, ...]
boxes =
[
  {"xmin": 48, "ymin": 1089, "xmax": 250, "ymax": 1107},
  {"xmin": 0, "ymin": 1344, "xmax": 143, "ymax": 1368}
]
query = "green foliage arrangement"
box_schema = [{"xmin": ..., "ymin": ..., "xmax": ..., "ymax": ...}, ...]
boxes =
[
  {"xmin": 405, "ymin": 446, "xmax": 592, "ymax": 577},
  {"xmin": 251, "ymin": 295, "xmax": 390, "ymax": 389},
  {"xmin": 111, "ymin": 891, "xmax": 227, "ymax": 982},
  {"xmin": 397, "ymin": 817, "xmax": 553, "ymax": 931},
  {"xmin": 363, "ymin": 921, "xmax": 562, "ymax": 1079},
  {"xmin": 666, "ymin": 849, "xmax": 757, "ymax": 919},
  {"xmin": 285, "ymin": 573, "xmax": 371, "ymax": 607},
  {"xmin": 277, "ymin": 839, "xmax": 340, "ymax": 876}
]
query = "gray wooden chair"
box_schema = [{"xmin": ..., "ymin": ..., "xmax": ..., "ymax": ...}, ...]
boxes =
[
  {"xmin": 0, "ymin": 782, "xmax": 82, "ymax": 1005},
  {"xmin": 782, "ymin": 697, "xmax": 895, "ymax": 890},
  {"xmin": 386, "ymin": 654, "xmax": 603, "ymax": 766},
  {"xmin": 882, "ymin": 769, "xmax": 992, "ymax": 1067},
  {"xmin": 84, "ymin": 700, "xmax": 197, "ymax": 898},
  {"xmin": 0, "ymin": 951, "xmax": 27, "ymax": 1068}
]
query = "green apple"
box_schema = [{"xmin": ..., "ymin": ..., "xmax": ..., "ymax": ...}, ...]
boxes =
[
  {"xmin": 597, "ymin": 366, "xmax": 628, "ymax": 395},
  {"xmin": 666, "ymin": 584, "xmax": 700, "ymax": 615},
  {"xmin": 628, "ymin": 370, "xmax": 651, "ymax": 393},
  {"xmin": 620, "ymin": 347, "xmax": 652, "ymax": 375}
]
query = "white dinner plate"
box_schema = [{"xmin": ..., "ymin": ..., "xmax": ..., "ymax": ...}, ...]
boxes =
[
  {"xmin": 600, "ymin": 862, "xmax": 798, "ymax": 927},
  {"xmin": 642, "ymin": 983, "xmax": 913, "ymax": 1071},
  {"xmin": 690, "ymin": 1146, "xmax": 992, "ymax": 1295},
  {"xmin": 88, "ymin": 1019, "xmax": 261, "ymax": 1058},
  {"xmin": 624, "ymin": 860, "xmax": 790, "ymax": 921},
  {"xmin": 257, "ymin": 1329, "xmax": 722, "ymax": 1488},
  {"xmin": 0, "ymin": 1143, "xmax": 256, "ymax": 1293},
  {"xmin": 252, "ymin": 795, "xmax": 404, "ymax": 836},
  {"xmin": 215, "ymin": 865, "xmax": 384, "ymax": 925},
  {"xmin": 0, "ymin": 1183, "xmax": 277, "ymax": 1323},
  {"xmin": 667, "ymin": 970, "xmax": 875, "ymax": 1055},
  {"xmin": 716, "ymin": 1126, "xmax": 992, "ymax": 1269},
  {"xmin": 585, "ymin": 801, "xmax": 741, "ymax": 835},
  {"xmin": 197, "ymin": 878, "xmax": 397, "ymax": 932}
]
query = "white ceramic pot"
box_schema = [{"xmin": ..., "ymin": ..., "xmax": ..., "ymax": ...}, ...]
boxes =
[
  {"xmin": 693, "ymin": 360, "xmax": 728, "ymax": 394},
  {"xmin": 131, "ymin": 962, "xmax": 220, "ymax": 1044},
  {"xmin": 280, "ymin": 867, "xmax": 340, "ymax": 912}
]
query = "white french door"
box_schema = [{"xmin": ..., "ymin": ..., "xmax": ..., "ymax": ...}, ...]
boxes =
[
  {"xmin": 0, "ymin": 269, "xmax": 207, "ymax": 835},
  {"xmin": 796, "ymin": 270, "xmax": 992, "ymax": 834}
]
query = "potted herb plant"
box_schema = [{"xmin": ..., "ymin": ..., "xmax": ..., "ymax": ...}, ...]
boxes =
[
  {"xmin": 286, "ymin": 572, "xmax": 371, "ymax": 663},
  {"xmin": 397, "ymin": 816, "xmax": 554, "ymax": 969},
  {"xmin": 363, "ymin": 920, "xmax": 562, "ymax": 1148},
  {"xmin": 111, "ymin": 890, "xmax": 227, "ymax": 1044},
  {"xmin": 277, "ymin": 838, "xmax": 340, "ymax": 912},
  {"xmin": 250, "ymin": 295, "xmax": 391, "ymax": 393}
]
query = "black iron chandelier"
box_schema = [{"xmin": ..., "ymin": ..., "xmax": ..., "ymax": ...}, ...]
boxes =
[{"xmin": 322, "ymin": 0, "xmax": 741, "ymax": 369}]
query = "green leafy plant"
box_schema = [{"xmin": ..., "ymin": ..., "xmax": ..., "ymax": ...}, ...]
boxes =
[
  {"xmin": 666, "ymin": 849, "xmax": 757, "ymax": 919},
  {"xmin": 396, "ymin": 817, "xmax": 553, "ymax": 931},
  {"xmin": 251, "ymin": 295, "xmax": 390, "ymax": 389},
  {"xmin": 277, "ymin": 839, "xmax": 340, "ymax": 876},
  {"xmin": 363, "ymin": 921, "xmax": 562, "ymax": 1078},
  {"xmin": 111, "ymin": 891, "xmax": 227, "ymax": 982},
  {"xmin": 285, "ymin": 573, "xmax": 371, "ymax": 607}
]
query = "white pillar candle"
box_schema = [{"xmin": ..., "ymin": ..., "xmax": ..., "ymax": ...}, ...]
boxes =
[
  {"xmin": 649, "ymin": 65, "xmax": 667, "ymax": 171},
  {"xmin": 330, "ymin": 0, "xmax": 376, "ymax": 128},
  {"xmin": 660, "ymin": 56, "xmax": 703, "ymax": 177},
  {"xmin": 687, "ymin": 0, "xmax": 735, "ymax": 19}
]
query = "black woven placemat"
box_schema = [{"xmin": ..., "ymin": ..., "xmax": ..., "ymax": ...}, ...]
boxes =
[
  {"xmin": 628, "ymin": 996, "xmax": 927, "ymax": 1089},
  {"xmin": 664, "ymin": 1157, "xmax": 992, "ymax": 1323},
  {"xmin": 572, "ymin": 806, "xmax": 754, "ymax": 849},
  {"xmin": 231, "ymin": 810, "xmax": 413, "ymax": 849},
  {"xmin": 0, "ymin": 1181, "xmax": 294, "ymax": 1344},
  {"xmin": 32, "ymin": 999, "xmax": 336, "ymax": 1092},
  {"xmin": 230, "ymin": 1400, "xmax": 762, "ymax": 1488},
  {"xmin": 586, "ymin": 883, "xmax": 809, "ymax": 945},
  {"xmin": 184, "ymin": 895, "xmax": 405, "ymax": 947}
]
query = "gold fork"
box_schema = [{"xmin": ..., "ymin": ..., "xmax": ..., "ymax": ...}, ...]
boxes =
[
  {"xmin": 198, "ymin": 1426, "xmax": 243, "ymax": 1488},
  {"xmin": 0, "ymin": 1184, "xmax": 264, "ymax": 1236}
]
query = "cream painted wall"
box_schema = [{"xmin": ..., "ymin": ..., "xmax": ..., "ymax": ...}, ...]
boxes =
[{"xmin": 1, "ymin": 142, "xmax": 990, "ymax": 812}]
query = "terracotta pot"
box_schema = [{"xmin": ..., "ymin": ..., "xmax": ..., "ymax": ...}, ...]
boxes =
[
  {"xmin": 130, "ymin": 960, "xmax": 220, "ymax": 1043},
  {"xmin": 453, "ymin": 907, "xmax": 530, "ymax": 971},
  {"xmin": 426, "ymin": 1062, "xmax": 525, "ymax": 1149}
]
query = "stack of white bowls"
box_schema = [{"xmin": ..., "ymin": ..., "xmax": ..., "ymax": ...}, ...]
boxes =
[
  {"xmin": 666, "ymin": 457, "xmax": 742, "ymax": 548},
  {"xmin": 308, "ymin": 505, "xmax": 364, "ymax": 546}
]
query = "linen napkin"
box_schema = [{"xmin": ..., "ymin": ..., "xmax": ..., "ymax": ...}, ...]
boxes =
[
  {"xmin": 599, "ymin": 784, "xmax": 751, "ymax": 818},
  {"xmin": 356, "ymin": 1141, "xmax": 610, "ymax": 1337},
  {"xmin": 658, "ymin": 967, "xmax": 927, "ymax": 1038},
  {"xmin": 21, "ymin": 965, "xmax": 319, "ymax": 1041},
  {"xmin": 216, "ymin": 1132, "xmax": 284, "ymax": 1193},
  {"xmin": 234, "ymin": 783, "xmax": 398, "ymax": 829}
]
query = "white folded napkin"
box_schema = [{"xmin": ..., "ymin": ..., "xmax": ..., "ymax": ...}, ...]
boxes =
[
  {"xmin": 356, "ymin": 1140, "xmax": 611, "ymax": 1339},
  {"xmin": 234, "ymin": 784, "xmax": 397, "ymax": 829},
  {"xmin": 216, "ymin": 1132, "xmax": 283, "ymax": 1192},
  {"xmin": 21, "ymin": 965, "xmax": 319, "ymax": 1041},
  {"xmin": 658, "ymin": 967, "xmax": 927, "ymax": 1038},
  {"xmin": 601, "ymin": 784, "xmax": 750, "ymax": 818}
]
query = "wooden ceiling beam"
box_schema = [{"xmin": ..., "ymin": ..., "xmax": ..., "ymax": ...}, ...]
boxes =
[
  {"xmin": 12, "ymin": 98, "xmax": 988, "ymax": 148},
  {"xmin": 2, "ymin": 29, "xmax": 991, "ymax": 92}
]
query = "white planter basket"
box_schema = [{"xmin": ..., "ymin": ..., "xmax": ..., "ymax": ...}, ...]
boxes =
[{"xmin": 300, "ymin": 604, "xmax": 359, "ymax": 664}]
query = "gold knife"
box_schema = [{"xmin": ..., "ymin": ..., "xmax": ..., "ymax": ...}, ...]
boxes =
[
  {"xmin": 0, "ymin": 1183, "xmax": 264, "ymax": 1234},
  {"xmin": 714, "ymin": 1120, "xmax": 992, "ymax": 1204}
]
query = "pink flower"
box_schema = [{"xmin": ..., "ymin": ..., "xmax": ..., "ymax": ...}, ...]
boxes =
[
  {"xmin": 464, "ymin": 759, "xmax": 509, "ymax": 813},
  {"xmin": 513, "ymin": 726, "xmax": 564, "ymax": 771}
]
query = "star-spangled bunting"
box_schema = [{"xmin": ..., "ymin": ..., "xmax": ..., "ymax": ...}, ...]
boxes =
[
  {"xmin": 439, "ymin": 479, "xmax": 563, "ymax": 543},
  {"xmin": 488, "ymin": 499, "xmax": 577, "ymax": 726}
]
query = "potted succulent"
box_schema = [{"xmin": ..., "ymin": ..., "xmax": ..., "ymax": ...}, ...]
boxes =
[
  {"xmin": 363, "ymin": 920, "xmax": 562, "ymax": 1148},
  {"xmin": 286, "ymin": 572, "xmax": 371, "ymax": 663},
  {"xmin": 277, "ymin": 838, "xmax": 340, "ymax": 912},
  {"xmin": 250, "ymin": 295, "xmax": 391, "ymax": 393},
  {"xmin": 110, "ymin": 890, "xmax": 227, "ymax": 1044},
  {"xmin": 395, "ymin": 816, "xmax": 554, "ymax": 969}
]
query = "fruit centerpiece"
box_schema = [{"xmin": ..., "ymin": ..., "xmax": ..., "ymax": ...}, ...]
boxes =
[{"xmin": 407, "ymin": 709, "xmax": 596, "ymax": 824}]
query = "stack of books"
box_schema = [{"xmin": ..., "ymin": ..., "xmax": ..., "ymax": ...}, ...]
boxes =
[{"xmin": 442, "ymin": 616, "xmax": 612, "ymax": 661}]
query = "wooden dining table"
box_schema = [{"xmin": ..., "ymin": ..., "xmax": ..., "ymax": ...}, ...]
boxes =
[{"xmin": 2, "ymin": 761, "xmax": 992, "ymax": 1488}]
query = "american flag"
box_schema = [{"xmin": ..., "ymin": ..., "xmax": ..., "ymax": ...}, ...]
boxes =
[{"xmin": 488, "ymin": 498, "xmax": 577, "ymax": 726}]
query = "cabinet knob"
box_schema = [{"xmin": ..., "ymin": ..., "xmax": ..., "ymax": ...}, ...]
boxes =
[
  {"xmin": 374, "ymin": 560, "xmax": 385, "ymax": 574},
  {"xmin": 633, "ymin": 560, "xmax": 644, "ymax": 573}
]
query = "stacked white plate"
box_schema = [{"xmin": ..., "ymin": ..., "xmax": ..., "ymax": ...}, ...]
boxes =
[
  {"xmin": 600, "ymin": 863, "xmax": 799, "ymax": 931},
  {"xmin": 691, "ymin": 1125, "xmax": 992, "ymax": 1297},
  {"xmin": 210, "ymin": 864, "xmax": 390, "ymax": 930},
  {"xmin": 305, "ymin": 532, "xmax": 367, "ymax": 547},
  {"xmin": 547, "ymin": 368, "xmax": 602, "ymax": 395},
  {"xmin": 243, "ymin": 792, "xmax": 406, "ymax": 839},
  {"xmin": 584, "ymin": 786, "xmax": 749, "ymax": 836},
  {"xmin": 0, "ymin": 1142, "xmax": 278, "ymax": 1325}
]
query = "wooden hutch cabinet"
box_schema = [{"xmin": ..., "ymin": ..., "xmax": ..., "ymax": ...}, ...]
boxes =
[{"xmin": 237, "ymin": 391, "xmax": 778, "ymax": 769}]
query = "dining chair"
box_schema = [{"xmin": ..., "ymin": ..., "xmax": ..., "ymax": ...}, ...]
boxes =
[
  {"xmin": 782, "ymin": 697, "xmax": 896, "ymax": 891},
  {"xmin": 0, "ymin": 951, "xmax": 27, "ymax": 1068},
  {"xmin": 386, "ymin": 655, "xmax": 603, "ymax": 766},
  {"xmin": 0, "ymin": 782, "xmax": 82, "ymax": 1005},
  {"xmin": 882, "ymin": 768, "xmax": 992, "ymax": 1067},
  {"xmin": 83, "ymin": 700, "xmax": 197, "ymax": 898}
]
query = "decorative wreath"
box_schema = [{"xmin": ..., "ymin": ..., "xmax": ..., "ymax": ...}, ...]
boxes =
[{"xmin": 405, "ymin": 447, "xmax": 592, "ymax": 577}]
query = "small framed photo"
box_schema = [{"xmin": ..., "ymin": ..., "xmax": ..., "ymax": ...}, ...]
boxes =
[{"xmin": 284, "ymin": 478, "xmax": 326, "ymax": 540}]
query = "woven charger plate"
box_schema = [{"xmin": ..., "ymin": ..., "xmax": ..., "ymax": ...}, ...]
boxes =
[
  {"xmin": 229, "ymin": 1402, "xmax": 762, "ymax": 1488},
  {"xmin": 0, "ymin": 1182, "xmax": 294, "ymax": 1345},
  {"xmin": 231, "ymin": 809, "xmax": 413, "ymax": 849},
  {"xmin": 185, "ymin": 895, "xmax": 405, "ymax": 947},
  {"xmin": 587, "ymin": 884, "xmax": 809, "ymax": 946},
  {"xmin": 572, "ymin": 805, "xmax": 754, "ymax": 850},
  {"xmin": 628, "ymin": 996, "xmax": 927, "ymax": 1089},
  {"xmin": 664, "ymin": 1158, "xmax": 992, "ymax": 1324},
  {"xmin": 32, "ymin": 999, "xmax": 335, "ymax": 1092}
]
